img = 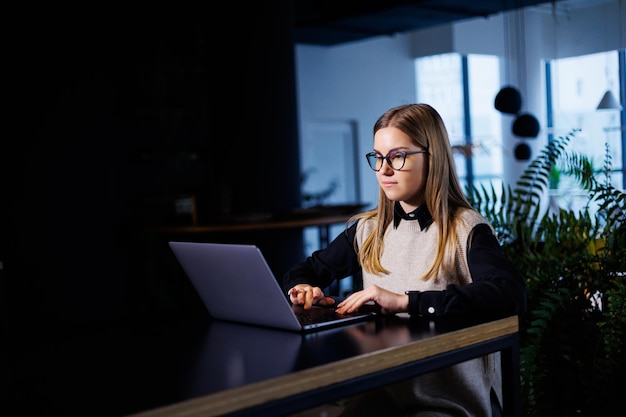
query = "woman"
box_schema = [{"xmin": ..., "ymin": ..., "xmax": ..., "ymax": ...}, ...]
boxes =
[{"xmin": 283, "ymin": 103, "xmax": 526, "ymax": 416}]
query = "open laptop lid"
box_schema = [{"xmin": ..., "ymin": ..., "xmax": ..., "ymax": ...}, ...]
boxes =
[{"xmin": 168, "ymin": 241, "xmax": 374, "ymax": 332}]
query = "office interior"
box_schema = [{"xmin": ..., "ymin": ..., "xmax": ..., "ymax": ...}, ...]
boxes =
[{"xmin": 2, "ymin": 0, "xmax": 624, "ymax": 412}]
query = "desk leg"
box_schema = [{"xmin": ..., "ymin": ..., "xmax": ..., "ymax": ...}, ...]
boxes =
[
  {"xmin": 500, "ymin": 332, "xmax": 521, "ymax": 417},
  {"xmin": 318, "ymin": 224, "xmax": 330, "ymax": 248}
]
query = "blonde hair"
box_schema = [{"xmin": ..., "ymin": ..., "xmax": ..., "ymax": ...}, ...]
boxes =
[{"xmin": 350, "ymin": 103, "xmax": 474, "ymax": 280}]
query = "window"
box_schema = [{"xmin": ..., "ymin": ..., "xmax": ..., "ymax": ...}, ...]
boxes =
[
  {"xmin": 415, "ymin": 53, "xmax": 503, "ymax": 192},
  {"xmin": 546, "ymin": 49, "xmax": 625, "ymax": 212}
]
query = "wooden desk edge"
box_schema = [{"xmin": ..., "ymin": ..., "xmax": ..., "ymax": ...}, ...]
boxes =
[
  {"xmin": 151, "ymin": 215, "xmax": 353, "ymax": 234},
  {"xmin": 131, "ymin": 316, "xmax": 519, "ymax": 417}
]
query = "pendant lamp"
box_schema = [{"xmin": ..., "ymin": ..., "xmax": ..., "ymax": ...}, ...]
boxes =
[
  {"xmin": 514, "ymin": 142, "xmax": 532, "ymax": 161},
  {"xmin": 596, "ymin": 90, "xmax": 622, "ymax": 110},
  {"xmin": 512, "ymin": 113, "xmax": 540, "ymax": 138},
  {"xmin": 494, "ymin": 86, "xmax": 522, "ymax": 114}
]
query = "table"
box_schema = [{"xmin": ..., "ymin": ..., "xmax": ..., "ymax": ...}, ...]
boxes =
[
  {"xmin": 128, "ymin": 314, "xmax": 521, "ymax": 417},
  {"xmin": 9, "ymin": 313, "xmax": 520, "ymax": 416},
  {"xmin": 152, "ymin": 213, "xmax": 354, "ymax": 248}
]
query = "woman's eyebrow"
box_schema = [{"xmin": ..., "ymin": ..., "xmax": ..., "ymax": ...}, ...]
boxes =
[{"xmin": 372, "ymin": 146, "xmax": 411, "ymax": 153}]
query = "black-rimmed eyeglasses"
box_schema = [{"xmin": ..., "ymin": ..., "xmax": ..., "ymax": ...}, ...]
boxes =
[{"xmin": 365, "ymin": 150, "xmax": 428, "ymax": 171}]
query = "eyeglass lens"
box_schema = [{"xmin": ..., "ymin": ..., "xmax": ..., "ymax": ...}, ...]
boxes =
[{"xmin": 367, "ymin": 152, "xmax": 407, "ymax": 171}]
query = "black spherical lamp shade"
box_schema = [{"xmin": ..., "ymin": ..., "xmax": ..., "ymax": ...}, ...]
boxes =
[
  {"xmin": 514, "ymin": 142, "xmax": 532, "ymax": 160},
  {"xmin": 494, "ymin": 86, "xmax": 522, "ymax": 114},
  {"xmin": 512, "ymin": 113, "xmax": 540, "ymax": 138}
]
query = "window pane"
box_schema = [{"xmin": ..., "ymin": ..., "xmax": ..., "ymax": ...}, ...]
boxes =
[
  {"xmin": 549, "ymin": 50, "xmax": 623, "ymax": 212},
  {"xmin": 551, "ymin": 51, "xmax": 622, "ymax": 174},
  {"xmin": 416, "ymin": 53, "xmax": 466, "ymax": 183},
  {"xmin": 468, "ymin": 54, "xmax": 503, "ymax": 191},
  {"xmin": 415, "ymin": 53, "xmax": 464, "ymax": 142}
]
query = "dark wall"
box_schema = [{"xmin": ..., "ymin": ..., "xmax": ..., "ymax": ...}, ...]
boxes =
[{"xmin": 2, "ymin": 4, "xmax": 303, "ymax": 340}]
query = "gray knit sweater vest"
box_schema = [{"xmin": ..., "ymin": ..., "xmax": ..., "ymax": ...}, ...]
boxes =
[{"xmin": 353, "ymin": 208, "xmax": 502, "ymax": 416}]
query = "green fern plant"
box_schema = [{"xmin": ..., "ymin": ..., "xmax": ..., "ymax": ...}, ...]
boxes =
[{"xmin": 467, "ymin": 131, "xmax": 626, "ymax": 416}]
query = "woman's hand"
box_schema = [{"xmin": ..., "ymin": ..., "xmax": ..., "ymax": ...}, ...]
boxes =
[
  {"xmin": 336, "ymin": 285, "xmax": 408, "ymax": 315},
  {"xmin": 288, "ymin": 284, "xmax": 335, "ymax": 309}
]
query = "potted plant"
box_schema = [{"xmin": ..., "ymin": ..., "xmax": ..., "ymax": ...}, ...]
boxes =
[{"xmin": 467, "ymin": 130, "xmax": 626, "ymax": 416}]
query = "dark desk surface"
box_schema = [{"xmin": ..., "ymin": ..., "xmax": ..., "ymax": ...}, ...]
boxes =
[{"xmin": 9, "ymin": 313, "xmax": 519, "ymax": 417}]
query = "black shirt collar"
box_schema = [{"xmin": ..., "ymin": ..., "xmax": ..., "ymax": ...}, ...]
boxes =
[{"xmin": 393, "ymin": 201, "xmax": 433, "ymax": 230}]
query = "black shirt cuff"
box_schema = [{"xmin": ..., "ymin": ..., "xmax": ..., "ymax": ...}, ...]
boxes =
[
  {"xmin": 405, "ymin": 291, "xmax": 420, "ymax": 316},
  {"xmin": 406, "ymin": 290, "xmax": 441, "ymax": 317}
]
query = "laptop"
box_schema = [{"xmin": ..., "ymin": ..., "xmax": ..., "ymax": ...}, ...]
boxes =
[{"xmin": 168, "ymin": 241, "xmax": 376, "ymax": 332}]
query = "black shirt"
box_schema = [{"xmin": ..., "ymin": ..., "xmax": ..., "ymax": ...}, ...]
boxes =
[{"xmin": 282, "ymin": 204, "xmax": 527, "ymax": 318}]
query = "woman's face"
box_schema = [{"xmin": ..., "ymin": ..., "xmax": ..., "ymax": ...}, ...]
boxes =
[{"xmin": 372, "ymin": 127, "xmax": 428, "ymax": 212}]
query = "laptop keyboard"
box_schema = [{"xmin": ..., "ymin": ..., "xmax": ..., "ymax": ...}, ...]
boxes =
[
  {"xmin": 294, "ymin": 305, "xmax": 365, "ymax": 326},
  {"xmin": 296, "ymin": 311, "xmax": 340, "ymax": 325}
]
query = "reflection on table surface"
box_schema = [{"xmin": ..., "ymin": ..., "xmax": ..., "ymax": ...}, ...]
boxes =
[
  {"xmin": 11, "ymin": 312, "xmax": 517, "ymax": 417},
  {"xmin": 190, "ymin": 313, "xmax": 488, "ymax": 394}
]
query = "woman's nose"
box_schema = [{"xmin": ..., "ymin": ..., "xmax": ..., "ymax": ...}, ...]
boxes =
[{"xmin": 379, "ymin": 159, "xmax": 395, "ymax": 174}]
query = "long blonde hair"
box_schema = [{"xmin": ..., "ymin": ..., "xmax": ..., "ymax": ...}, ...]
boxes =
[{"xmin": 350, "ymin": 103, "xmax": 474, "ymax": 280}]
